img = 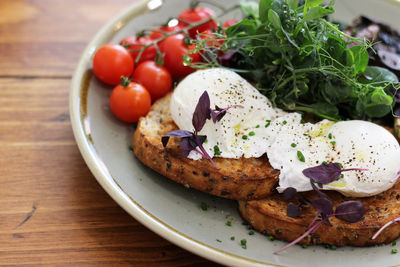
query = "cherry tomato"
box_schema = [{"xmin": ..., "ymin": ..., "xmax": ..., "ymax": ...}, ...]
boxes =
[
  {"xmin": 93, "ymin": 44, "xmax": 134, "ymax": 85},
  {"xmin": 133, "ymin": 61, "xmax": 172, "ymax": 102},
  {"xmin": 149, "ymin": 25, "xmax": 182, "ymax": 40},
  {"xmin": 120, "ymin": 36, "xmax": 156, "ymax": 63},
  {"xmin": 223, "ymin": 19, "xmax": 239, "ymax": 28},
  {"xmin": 110, "ymin": 79, "xmax": 151, "ymax": 123},
  {"xmin": 160, "ymin": 34, "xmax": 201, "ymax": 78},
  {"xmin": 178, "ymin": 7, "xmax": 217, "ymax": 38}
]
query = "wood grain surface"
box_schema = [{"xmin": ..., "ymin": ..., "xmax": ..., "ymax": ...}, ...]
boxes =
[{"xmin": 0, "ymin": 0, "xmax": 221, "ymax": 265}]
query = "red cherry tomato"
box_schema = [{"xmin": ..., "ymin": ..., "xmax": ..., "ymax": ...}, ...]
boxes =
[
  {"xmin": 223, "ymin": 19, "xmax": 239, "ymax": 28},
  {"xmin": 120, "ymin": 36, "xmax": 156, "ymax": 63},
  {"xmin": 133, "ymin": 61, "xmax": 172, "ymax": 102},
  {"xmin": 150, "ymin": 25, "xmax": 182, "ymax": 40},
  {"xmin": 178, "ymin": 7, "xmax": 217, "ymax": 38},
  {"xmin": 110, "ymin": 79, "xmax": 151, "ymax": 123},
  {"xmin": 160, "ymin": 34, "xmax": 201, "ymax": 78},
  {"xmin": 93, "ymin": 44, "xmax": 134, "ymax": 85}
]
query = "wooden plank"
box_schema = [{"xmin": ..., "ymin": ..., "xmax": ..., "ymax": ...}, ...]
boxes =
[
  {"xmin": 0, "ymin": 77, "xmax": 219, "ymax": 265},
  {"xmin": 0, "ymin": 0, "xmax": 134, "ymax": 76}
]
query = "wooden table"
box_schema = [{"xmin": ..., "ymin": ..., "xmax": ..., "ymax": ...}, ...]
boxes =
[{"xmin": 0, "ymin": 0, "xmax": 221, "ymax": 265}]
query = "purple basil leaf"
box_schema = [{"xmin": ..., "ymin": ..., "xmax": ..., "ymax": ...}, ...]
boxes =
[
  {"xmin": 310, "ymin": 181, "xmax": 329, "ymax": 199},
  {"xmin": 283, "ymin": 187, "xmax": 297, "ymax": 200},
  {"xmin": 210, "ymin": 106, "xmax": 226, "ymax": 123},
  {"xmin": 192, "ymin": 91, "xmax": 211, "ymax": 132},
  {"xmin": 311, "ymin": 198, "xmax": 333, "ymax": 216},
  {"xmin": 180, "ymin": 138, "xmax": 197, "ymax": 157},
  {"xmin": 303, "ymin": 163, "xmax": 342, "ymax": 184},
  {"xmin": 287, "ymin": 203, "xmax": 301, "ymax": 218},
  {"xmin": 335, "ymin": 201, "xmax": 366, "ymax": 223},
  {"xmin": 162, "ymin": 130, "xmax": 193, "ymax": 147}
]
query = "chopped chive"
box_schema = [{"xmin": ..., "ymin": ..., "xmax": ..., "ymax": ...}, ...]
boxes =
[
  {"xmin": 246, "ymin": 225, "xmax": 253, "ymax": 230},
  {"xmin": 216, "ymin": 239, "xmax": 222, "ymax": 243},
  {"xmin": 226, "ymin": 221, "xmax": 232, "ymax": 227},
  {"xmin": 256, "ymin": 125, "xmax": 260, "ymax": 128},
  {"xmin": 242, "ymin": 135, "xmax": 248, "ymax": 140},
  {"xmin": 303, "ymin": 133, "xmax": 308, "ymax": 136},
  {"xmin": 328, "ymin": 133, "xmax": 333, "ymax": 139},
  {"xmin": 393, "ymin": 241, "xmax": 397, "ymax": 246},
  {"xmin": 249, "ymin": 131, "xmax": 255, "ymax": 136},
  {"xmin": 268, "ymin": 236, "xmax": 275, "ymax": 241},
  {"xmin": 297, "ymin": 151, "xmax": 305, "ymax": 162},
  {"xmin": 300, "ymin": 119, "xmax": 306, "ymax": 124},
  {"xmin": 282, "ymin": 120, "xmax": 287, "ymax": 125},
  {"xmin": 392, "ymin": 249, "xmax": 398, "ymax": 254},
  {"xmin": 330, "ymin": 141, "xmax": 336, "ymax": 146},
  {"xmin": 265, "ymin": 120, "xmax": 271, "ymax": 128},
  {"xmin": 330, "ymin": 245, "xmax": 337, "ymax": 250},
  {"xmin": 200, "ymin": 202, "xmax": 208, "ymax": 211},
  {"xmin": 302, "ymin": 244, "xmax": 308, "ymax": 249},
  {"xmin": 291, "ymin": 143, "xmax": 297, "ymax": 148},
  {"xmin": 241, "ymin": 239, "xmax": 247, "ymax": 249},
  {"xmin": 213, "ymin": 145, "xmax": 221, "ymax": 156},
  {"xmin": 231, "ymin": 236, "xmax": 235, "ymax": 241},
  {"xmin": 248, "ymin": 230, "xmax": 255, "ymax": 235}
]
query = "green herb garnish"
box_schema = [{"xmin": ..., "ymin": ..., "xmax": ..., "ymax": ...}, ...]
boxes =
[
  {"xmin": 393, "ymin": 241, "xmax": 397, "ymax": 246},
  {"xmin": 226, "ymin": 221, "xmax": 232, "ymax": 227},
  {"xmin": 214, "ymin": 145, "xmax": 221, "ymax": 156},
  {"xmin": 248, "ymin": 230, "xmax": 255, "ymax": 235},
  {"xmin": 297, "ymin": 151, "xmax": 305, "ymax": 162},
  {"xmin": 291, "ymin": 143, "xmax": 297, "ymax": 148},
  {"xmin": 265, "ymin": 120, "xmax": 271, "ymax": 128},
  {"xmin": 249, "ymin": 131, "xmax": 255, "ymax": 136},
  {"xmin": 241, "ymin": 239, "xmax": 247, "ymax": 249},
  {"xmin": 193, "ymin": 0, "xmax": 400, "ymax": 121},
  {"xmin": 328, "ymin": 133, "xmax": 333, "ymax": 139},
  {"xmin": 200, "ymin": 202, "xmax": 208, "ymax": 211},
  {"xmin": 231, "ymin": 236, "xmax": 235, "ymax": 241},
  {"xmin": 282, "ymin": 120, "xmax": 287, "ymax": 125},
  {"xmin": 216, "ymin": 239, "xmax": 222, "ymax": 243},
  {"xmin": 268, "ymin": 236, "xmax": 275, "ymax": 241},
  {"xmin": 242, "ymin": 135, "xmax": 248, "ymax": 140},
  {"xmin": 392, "ymin": 249, "xmax": 398, "ymax": 254}
]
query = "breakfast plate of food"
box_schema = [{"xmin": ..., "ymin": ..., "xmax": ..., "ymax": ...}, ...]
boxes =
[{"xmin": 70, "ymin": 0, "xmax": 400, "ymax": 266}]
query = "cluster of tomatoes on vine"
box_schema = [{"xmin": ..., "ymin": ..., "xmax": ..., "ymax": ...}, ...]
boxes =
[{"xmin": 92, "ymin": 5, "xmax": 237, "ymax": 123}]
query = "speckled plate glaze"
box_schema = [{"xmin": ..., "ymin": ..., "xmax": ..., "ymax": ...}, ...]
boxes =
[{"xmin": 70, "ymin": 1, "xmax": 400, "ymax": 266}]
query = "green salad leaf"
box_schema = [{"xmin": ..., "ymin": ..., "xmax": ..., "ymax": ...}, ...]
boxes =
[{"xmin": 192, "ymin": 0, "xmax": 400, "ymax": 121}]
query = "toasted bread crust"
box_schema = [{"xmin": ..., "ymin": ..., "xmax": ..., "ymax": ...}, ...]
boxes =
[
  {"xmin": 132, "ymin": 94, "xmax": 279, "ymax": 200},
  {"xmin": 239, "ymin": 182, "xmax": 400, "ymax": 246}
]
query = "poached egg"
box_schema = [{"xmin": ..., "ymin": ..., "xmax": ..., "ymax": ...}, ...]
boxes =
[{"xmin": 170, "ymin": 68, "xmax": 400, "ymax": 197}]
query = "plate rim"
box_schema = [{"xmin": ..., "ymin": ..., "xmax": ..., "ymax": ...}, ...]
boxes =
[{"xmin": 69, "ymin": 0, "xmax": 277, "ymax": 266}]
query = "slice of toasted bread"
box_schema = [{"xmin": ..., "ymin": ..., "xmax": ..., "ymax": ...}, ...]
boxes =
[
  {"xmin": 132, "ymin": 94, "xmax": 279, "ymax": 200},
  {"xmin": 238, "ymin": 182, "xmax": 400, "ymax": 246}
]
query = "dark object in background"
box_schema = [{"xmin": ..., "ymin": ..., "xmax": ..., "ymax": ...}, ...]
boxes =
[{"xmin": 347, "ymin": 16, "xmax": 400, "ymax": 76}]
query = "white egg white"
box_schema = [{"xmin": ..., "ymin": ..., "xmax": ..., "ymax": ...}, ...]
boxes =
[{"xmin": 170, "ymin": 68, "xmax": 400, "ymax": 197}]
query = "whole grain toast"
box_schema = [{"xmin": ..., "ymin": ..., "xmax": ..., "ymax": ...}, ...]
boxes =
[
  {"xmin": 239, "ymin": 181, "xmax": 400, "ymax": 246},
  {"xmin": 132, "ymin": 93, "xmax": 279, "ymax": 200}
]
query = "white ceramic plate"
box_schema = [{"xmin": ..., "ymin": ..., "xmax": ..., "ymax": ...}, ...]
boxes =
[{"xmin": 70, "ymin": 1, "xmax": 400, "ymax": 266}]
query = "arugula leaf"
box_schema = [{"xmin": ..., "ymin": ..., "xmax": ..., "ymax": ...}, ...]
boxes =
[
  {"xmin": 303, "ymin": 0, "xmax": 324, "ymax": 15},
  {"xmin": 225, "ymin": 19, "xmax": 257, "ymax": 36},
  {"xmin": 362, "ymin": 66, "xmax": 399, "ymax": 84},
  {"xmin": 303, "ymin": 6, "xmax": 334, "ymax": 22},
  {"xmin": 346, "ymin": 45, "xmax": 369, "ymax": 75},
  {"xmin": 268, "ymin": 9, "xmax": 282, "ymax": 29},
  {"xmin": 259, "ymin": 0, "xmax": 274, "ymax": 22}
]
